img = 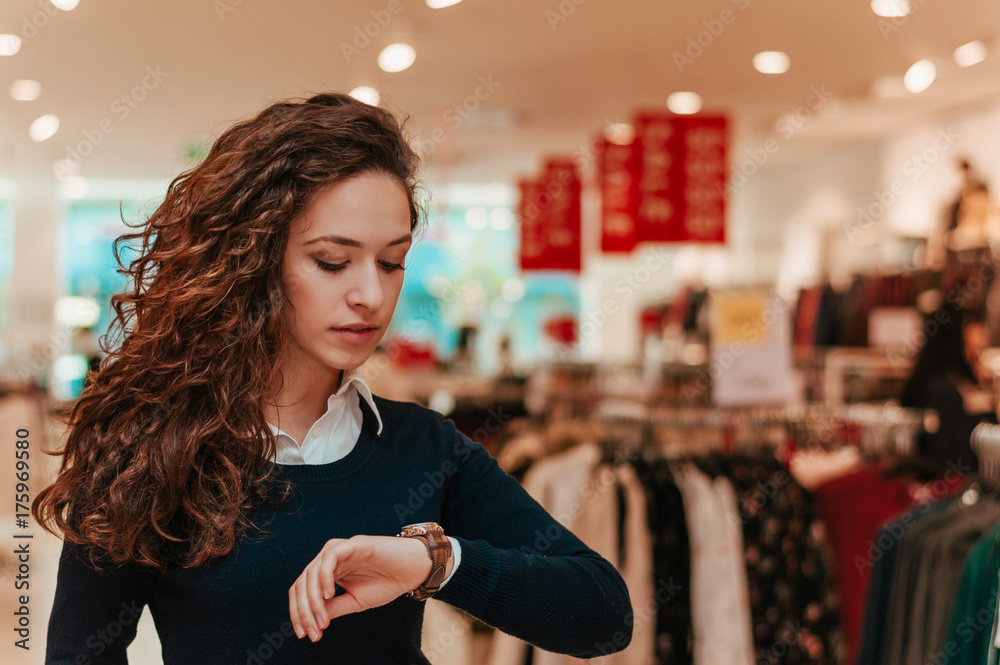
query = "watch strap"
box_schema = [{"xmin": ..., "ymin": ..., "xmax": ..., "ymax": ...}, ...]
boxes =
[{"xmin": 398, "ymin": 523, "xmax": 452, "ymax": 601}]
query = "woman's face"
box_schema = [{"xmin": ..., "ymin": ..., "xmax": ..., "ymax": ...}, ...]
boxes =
[{"xmin": 280, "ymin": 172, "xmax": 412, "ymax": 374}]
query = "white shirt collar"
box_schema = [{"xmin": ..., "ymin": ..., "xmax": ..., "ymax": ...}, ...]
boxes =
[
  {"xmin": 337, "ymin": 368, "xmax": 383, "ymax": 435},
  {"xmin": 266, "ymin": 369, "xmax": 383, "ymax": 439}
]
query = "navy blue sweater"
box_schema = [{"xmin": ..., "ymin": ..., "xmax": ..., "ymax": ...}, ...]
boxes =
[{"xmin": 45, "ymin": 396, "xmax": 633, "ymax": 664}]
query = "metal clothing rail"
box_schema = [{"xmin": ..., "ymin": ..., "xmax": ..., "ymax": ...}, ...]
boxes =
[{"xmin": 593, "ymin": 399, "xmax": 922, "ymax": 458}]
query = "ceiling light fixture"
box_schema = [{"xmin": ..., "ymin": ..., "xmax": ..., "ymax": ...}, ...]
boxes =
[
  {"xmin": 51, "ymin": 0, "xmax": 80, "ymax": 10},
  {"xmin": 753, "ymin": 51, "xmax": 790, "ymax": 74},
  {"xmin": 953, "ymin": 40, "xmax": 987, "ymax": 68},
  {"xmin": 348, "ymin": 86, "xmax": 381, "ymax": 106},
  {"xmin": 903, "ymin": 59, "xmax": 936, "ymax": 93},
  {"xmin": 0, "ymin": 34, "xmax": 22, "ymax": 56},
  {"xmin": 426, "ymin": 0, "xmax": 463, "ymax": 7},
  {"xmin": 378, "ymin": 43, "xmax": 416, "ymax": 73},
  {"xmin": 667, "ymin": 92, "xmax": 702, "ymax": 115},
  {"xmin": 870, "ymin": 0, "xmax": 911, "ymax": 18},
  {"xmin": 10, "ymin": 80, "xmax": 42, "ymax": 101},
  {"xmin": 603, "ymin": 123, "xmax": 636, "ymax": 145},
  {"xmin": 29, "ymin": 114, "xmax": 60, "ymax": 141}
]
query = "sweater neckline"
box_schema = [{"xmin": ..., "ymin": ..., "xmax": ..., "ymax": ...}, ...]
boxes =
[{"xmin": 270, "ymin": 393, "xmax": 378, "ymax": 481}]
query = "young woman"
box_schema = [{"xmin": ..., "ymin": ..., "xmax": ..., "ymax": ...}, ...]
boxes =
[{"xmin": 34, "ymin": 93, "xmax": 632, "ymax": 664}]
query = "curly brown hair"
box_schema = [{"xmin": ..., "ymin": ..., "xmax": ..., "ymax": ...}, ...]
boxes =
[{"xmin": 32, "ymin": 92, "xmax": 425, "ymax": 572}]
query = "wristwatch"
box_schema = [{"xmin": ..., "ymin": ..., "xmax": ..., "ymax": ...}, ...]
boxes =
[{"xmin": 397, "ymin": 522, "xmax": 452, "ymax": 601}]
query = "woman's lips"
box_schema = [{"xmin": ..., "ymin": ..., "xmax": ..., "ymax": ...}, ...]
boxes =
[{"xmin": 330, "ymin": 326, "xmax": 378, "ymax": 345}]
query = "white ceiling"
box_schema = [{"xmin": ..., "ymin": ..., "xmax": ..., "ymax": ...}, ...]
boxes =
[{"xmin": 1, "ymin": 0, "xmax": 998, "ymax": 189}]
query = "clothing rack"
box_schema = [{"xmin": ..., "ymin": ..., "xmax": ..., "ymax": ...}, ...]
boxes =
[{"xmin": 593, "ymin": 399, "xmax": 922, "ymax": 459}]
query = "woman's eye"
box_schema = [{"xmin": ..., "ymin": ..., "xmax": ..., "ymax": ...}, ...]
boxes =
[
  {"xmin": 315, "ymin": 259, "xmax": 347, "ymax": 273},
  {"xmin": 380, "ymin": 261, "xmax": 405, "ymax": 273}
]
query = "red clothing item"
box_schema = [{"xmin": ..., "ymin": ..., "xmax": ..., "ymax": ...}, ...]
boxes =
[{"xmin": 815, "ymin": 463, "xmax": 915, "ymax": 665}]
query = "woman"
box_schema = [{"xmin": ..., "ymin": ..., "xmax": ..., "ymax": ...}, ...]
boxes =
[
  {"xmin": 900, "ymin": 299, "xmax": 996, "ymax": 474},
  {"xmin": 34, "ymin": 93, "xmax": 632, "ymax": 664}
]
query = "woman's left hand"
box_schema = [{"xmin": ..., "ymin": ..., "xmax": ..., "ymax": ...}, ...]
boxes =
[{"xmin": 287, "ymin": 534, "xmax": 435, "ymax": 642}]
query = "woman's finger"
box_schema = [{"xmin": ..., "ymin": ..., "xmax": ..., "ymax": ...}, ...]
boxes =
[
  {"xmin": 291, "ymin": 570, "xmax": 322, "ymax": 641},
  {"xmin": 318, "ymin": 544, "xmax": 343, "ymax": 601},
  {"xmin": 306, "ymin": 554, "xmax": 333, "ymax": 629},
  {"xmin": 324, "ymin": 588, "xmax": 365, "ymax": 621},
  {"xmin": 287, "ymin": 581, "xmax": 308, "ymax": 640}
]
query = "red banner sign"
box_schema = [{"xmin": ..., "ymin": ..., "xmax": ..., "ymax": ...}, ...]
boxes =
[
  {"xmin": 597, "ymin": 137, "xmax": 639, "ymax": 253},
  {"xmin": 518, "ymin": 178, "xmax": 546, "ymax": 271},
  {"xmin": 518, "ymin": 159, "xmax": 582, "ymax": 272},
  {"xmin": 630, "ymin": 113, "xmax": 727, "ymax": 246},
  {"xmin": 679, "ymin": 115, "xmax": 726, "ymax": 243}
]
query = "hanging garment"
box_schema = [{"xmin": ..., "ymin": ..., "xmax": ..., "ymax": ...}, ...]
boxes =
[
  {"xmin": 632, "ymin": 458, "xmax": 694, "ymax": 665},
  {"xmin": 486, "ymin": 443, "xmax": 656, "ymax": 665},
  {"xmin": 815, "ymin": 463, "xmax": 916, "ymax": 664},
  {"xmin": 905, "ymin": 500, "xmax": 1000, "ymax": 665},
  {"xmin": 880, "ymin": 497, "xmax": 1000, "ymax": 665},
  {"xmin": 673, "ymin": 462, "xmax": 755, "ymax": 665},
  {"xmin": 855, "ymin": 493, "xmax": 962, "ymax": 665},
  {"xmin": 724, "ymin": 452, "xmax": 843, "ymax": 665},
  {"xmin": 941, "ymin": 522, "xmax": 1000, "ymax": 665}
]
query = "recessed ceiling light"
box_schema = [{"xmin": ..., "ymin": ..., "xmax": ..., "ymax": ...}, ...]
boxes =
[
  {"xmin": 954, "ymin": 40, "xmax": 987, "ymax": 68},
  {"xmin": 29, "ymin": 114, "xmax": 60, "ymax": 141},
  {"xmin": 903, "ymin": 59, "xmax": 936, "ymax": 93},
  {"xmin": 0, "ymin": 34, "xmax": 22, "ymax": 56},
  {"xmin": 348, "ymin": 86, "xmax": 380, "ymax": 106},
  {"xmin": 753, "ymin": 51, "xmax": 790, "ymax": 74},
  {"xmin": 51, "ymin": 0, "xmax": 80, "ymax": 10},
  {"xmin": 378, "ymin": 43, "xmax": 416, "ymax": 73},
  {"xmin": 667, "ymin": 92, "xmax": 702, "ymax": 115},
  {"xmin": 603, "ymin": 123, "xmax": 636, "ymax": 145},
  {"xmin": 870, "ymin": 0, "xmax": 911, "ymax": 18},
  {"xmin": 426, "ymin": 0, "xmax": 463, "ymax": 7},
  {"xmin": 10, "ymin": 80, "xmax": 42, "ymax": 101}
]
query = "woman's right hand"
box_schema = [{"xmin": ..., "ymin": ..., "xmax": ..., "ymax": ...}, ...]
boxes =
[{"xmin": 287, "ymin": 534, "xmax": 439, "ymax": 642}]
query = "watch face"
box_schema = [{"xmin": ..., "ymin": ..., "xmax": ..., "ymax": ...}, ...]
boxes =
[{"xmin": 402, "ymin": 522, "xmax": 442, "ymax": 536}]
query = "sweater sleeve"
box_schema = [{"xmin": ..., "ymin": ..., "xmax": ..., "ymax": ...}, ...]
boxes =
[
  {"xmin": 45, "ymin": 538, "xmax": 158, "ymax": 665},
  {"xmin": 432, "ymin": 419, "xmax": 633, "ymax": 658}
]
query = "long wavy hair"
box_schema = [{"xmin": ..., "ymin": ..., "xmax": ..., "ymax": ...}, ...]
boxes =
[{"xmin": 32, "ymin": 92, "xmax": 425, "ymax": 572}]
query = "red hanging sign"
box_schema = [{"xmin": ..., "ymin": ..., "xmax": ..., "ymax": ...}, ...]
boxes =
[
  {"xmin": 678, "ymin": 115, "xmax": 727, "ymax": 243},
  {"xmin": 634, "ymin": 113, "xmax": 685, "ymax": 242},
  {"xmin": 632, "ymin": 113, "xmax": 728, "ymax": 245},
  {"xmin": 517, "ymin": 159, "xmax": 582, "ymax": 272},
  {"xmin": 518, "ymin": 178, "xmax": 546, "ymax": 271},
  {"xmin": 542, "ymin": 158, "xmax": 582, "ymax": 272},
  {"xmin": 597, "ymin": 137, "xmax": 639, "ymax": 253}
]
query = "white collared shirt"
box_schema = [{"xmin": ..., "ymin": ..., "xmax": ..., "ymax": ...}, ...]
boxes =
[
  {"xmin": 266, "ymin": 369, "xmax": 383, "ymax": 465},
  {"xmin": 266, "ymin": 369, "xmax": 461, "ymax": 586}
]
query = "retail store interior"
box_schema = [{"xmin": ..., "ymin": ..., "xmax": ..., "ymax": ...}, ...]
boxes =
[{"xmin": 4, "ymin": 0, "xmax": 1000, "ymax": 663}]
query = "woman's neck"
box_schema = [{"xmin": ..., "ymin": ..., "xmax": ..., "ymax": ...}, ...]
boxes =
[{"xmin": 265, "ymin": 353, "xmax": 345, "ymax": 431}]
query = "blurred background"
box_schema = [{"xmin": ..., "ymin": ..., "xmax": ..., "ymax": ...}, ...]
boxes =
[{"xmin": 4, "ymin": 1, "xmax": 1000, "ymax": 664}]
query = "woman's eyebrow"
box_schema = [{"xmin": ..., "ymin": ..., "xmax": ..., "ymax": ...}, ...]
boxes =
[{"xmin": 304, "ymin": 233, "xmax": 412, "ymax": 248}]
